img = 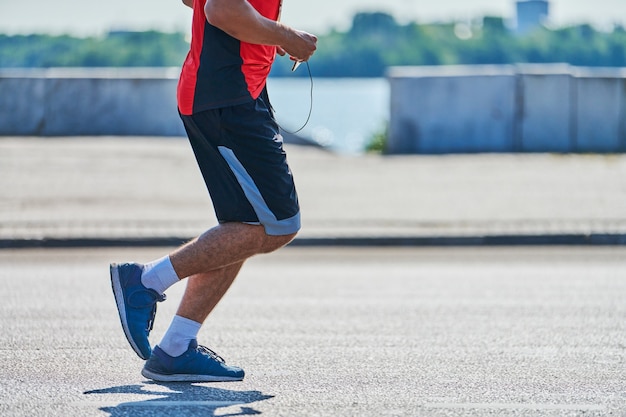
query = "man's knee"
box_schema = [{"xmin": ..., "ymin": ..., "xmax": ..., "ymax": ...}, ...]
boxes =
[{"xmin": 260, "ymin": 231, "xmax": 297, "ymax": 254}]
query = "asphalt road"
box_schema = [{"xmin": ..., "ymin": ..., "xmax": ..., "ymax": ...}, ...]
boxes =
[{"xmin": 1, "ymin": 246, "xmax": 625, "ymax": 416}]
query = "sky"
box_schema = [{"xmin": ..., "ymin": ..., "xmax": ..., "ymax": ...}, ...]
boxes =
[{"xmin": 0, "ymin": 0, "xmax": 624, "ymax": 36}]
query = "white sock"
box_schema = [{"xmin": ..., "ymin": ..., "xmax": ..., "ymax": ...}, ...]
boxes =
[
  {"xmin": 159, "ymin": 315, "xmax": 202, "ymax": 357},
  {"xmin": 141, "ymin": 255, "xmax": 180, "ymax": 295}
]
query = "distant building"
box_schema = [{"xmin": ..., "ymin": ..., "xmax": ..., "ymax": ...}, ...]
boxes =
[{"xmin": 515, "ymin": 0, "xmax": 549, "ymax": 35}]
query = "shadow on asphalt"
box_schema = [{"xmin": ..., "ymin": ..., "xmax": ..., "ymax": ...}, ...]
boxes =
[{"xmin": 84, "ymin": 383, "xmax": 273, "ymax": 416}]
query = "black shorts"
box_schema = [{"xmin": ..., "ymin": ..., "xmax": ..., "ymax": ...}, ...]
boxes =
[{"xmin": 180, "ymin": 88, "xmax": 300, "ymax": 236}]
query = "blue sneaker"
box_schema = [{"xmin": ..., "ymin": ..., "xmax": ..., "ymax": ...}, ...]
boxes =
[
  {"xmin": 141, "ymin": 340, "xmax": 245, "ymax": 382},
  {"xmin": 110, "ymin": 263, "xmax": 166, "ymax": 360}
]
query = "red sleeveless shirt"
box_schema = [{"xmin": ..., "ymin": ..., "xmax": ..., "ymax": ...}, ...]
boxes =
[{"xmin": 177, "ymin": 0, "xmax": 282, "ymax": 115}]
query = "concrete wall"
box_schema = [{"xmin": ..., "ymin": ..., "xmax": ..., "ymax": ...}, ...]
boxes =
[
  {"xmin": 517, "ymin": 65, "xmax": 574, "ymax": 152},
  {"xmin": 389, "ymin": 66, "xmax": 518, "ymax": 153},
  {"xmin": 0, "ymin": 68, "xmax": 185, "ymax": 136},
  {"xmin": 575, "ymin": 69, "xmax": 626, "ymax": 153},
  {"xmin": 387, "ymin": 64, "xmax": 626, "ymax": 154},
  {"xmin": 3, "ymin": 65, "xmax": 626, "ymax": 154}
]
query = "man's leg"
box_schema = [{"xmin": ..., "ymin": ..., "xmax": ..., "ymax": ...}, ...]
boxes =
[
  {"xmin": 114, "ymin": 96, "xmax": 299, "ymax": 379},
  {"xmin": 170, "ymin": 222, "xmax": 296, "ymax": 280},
  {"xmin": 155, "ymin": 262, "xmax": 244, "ymax": 359},
  {"xmin": 110, "ymin": 222, "xmax": 295, "ymax": 360},
  {"xmin": 154, "ymin": 223, "xmax": 294, "ymax": 356},
  {"xmin": 153, "ymin": 222, "xmax": 293, "ymax": 356},
  {"xmin": 139, "ymin": 225, "xmax": 295, "ymax": 382},
  {"xmin": 177, "ymin": 264, "xmax": 244, "ymax": 323}
]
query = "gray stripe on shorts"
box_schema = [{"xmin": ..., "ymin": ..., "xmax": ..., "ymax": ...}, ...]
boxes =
[{"xmin": 218, "ymin": 146, "xmax": 301, "ymax": 236}]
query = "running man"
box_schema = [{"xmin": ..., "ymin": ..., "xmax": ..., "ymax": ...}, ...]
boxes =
[{"xmin": 110, "ymin": 0, "xmax": 317, "ymax": 382}]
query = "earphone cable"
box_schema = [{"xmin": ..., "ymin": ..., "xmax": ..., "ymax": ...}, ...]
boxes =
[{"xmin": 273, "ymin": 61, "xmax": 313, "ymax": 135}]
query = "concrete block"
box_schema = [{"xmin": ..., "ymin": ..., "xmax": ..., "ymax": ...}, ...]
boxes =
[
  {"xmin": 387, "ymin": 64, "xmax": 626, "ymax": 154},
  {"xmin": 43, "ymin": 78, "xmax": 184, "ymax": 136},
  {"xmin": 0, "ymin": 68, "xmax": 185, "ymax": 137},
  {"xmin": 575, "ymin": 75, "xmax": 626, "ymax": 152},
  {"xmin": 388, "ymin": 66, "xmax": 516, "ymax": 154},
  {"xmin": 518, "ymin": 67, "xmax": 573, "ymax": 152},
  {"xmin": 0, "ymin": 71, "xmax": 46, "ymax": 135},
  {"xmin": 42, "ymin": 68, "xmax": 184, "ymax": 136}
]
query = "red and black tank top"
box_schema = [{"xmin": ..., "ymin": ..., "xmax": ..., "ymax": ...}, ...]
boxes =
[{"xmin": 177, "ymin": 0, "xmax": 282, "ymax": 115}]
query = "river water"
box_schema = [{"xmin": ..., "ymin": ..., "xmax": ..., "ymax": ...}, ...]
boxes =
[{"xmin": 266, "ymin": 77, "xmax": 389, "ymax": 154}]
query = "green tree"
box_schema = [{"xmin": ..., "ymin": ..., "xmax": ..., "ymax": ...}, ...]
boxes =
[{"xmin": 2, "ymin": 14, "xmax": 626, "ymax": 75}]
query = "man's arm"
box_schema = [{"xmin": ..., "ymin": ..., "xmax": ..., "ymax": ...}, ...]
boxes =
[
  {"xmin": 204, "ymin": 0, "xmax": 316, "ymax": 62},
  {"xmin": 182, "ymin": 0, "xmax": 193, "ymax": 8}
]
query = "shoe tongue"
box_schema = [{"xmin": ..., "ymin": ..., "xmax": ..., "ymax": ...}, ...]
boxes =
[{"xmin": 188, "ymin": 339, "xmax": 198, "ymax": 350}]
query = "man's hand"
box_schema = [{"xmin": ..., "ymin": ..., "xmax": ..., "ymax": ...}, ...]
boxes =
[
  {"xmin": 182, "ymin": 0, "xmax": 193, "ymax": 8},
  {"xmin": 280, "ymin": 30, "xmax": 317, "ymax": 63}
]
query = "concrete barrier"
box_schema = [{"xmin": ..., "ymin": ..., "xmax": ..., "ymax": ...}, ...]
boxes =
[
  {"xmin": 389, "ymin": 66, "xmax": 517, "ymax": 153},
  {"xmin": 517, "ymin": 65, "xmax": 573, "ymax": 152},
  {"xmin": 0, "ymin": 71, "xmax": 46, "ymax": 135},
  {"xmin": 387, "ymin": 64, "xmax": 626, "ymax": 154},
  {"xmin": 0, "ymin": 68, "xmax": 185, "ymax": 136},
  {"xmin": 574, "ymin": 68, "xmax": 626, "ymax": 152},
  {"xmin": 2, "ymin": 65, "xmax": 625, "ymax": 154}
]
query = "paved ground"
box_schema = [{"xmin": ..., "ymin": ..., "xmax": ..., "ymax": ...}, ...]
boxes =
[
  {"xmin": 1, "ymin": 137, "xmax": 625, "ymax": 415},
  {"xmin": 0, "ymin": 246, "xmax": 625, "ymax": 416},
  {"xmin": 2, "ymin": 136, "xmax": 626, "ymax": 245}
]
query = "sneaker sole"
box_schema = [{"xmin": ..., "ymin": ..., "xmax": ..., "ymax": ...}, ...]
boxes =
[
  {"xmin": 110, "ymin": 263, "xmax": 149, "ymax": 360},
  {"xmin": 141, "ymin": 367, "xmax": 244, "ymax": 383}
]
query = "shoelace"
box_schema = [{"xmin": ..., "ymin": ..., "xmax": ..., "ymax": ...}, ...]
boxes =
[
  {"xmin": 146, "ymin": 293, "xmax": 167, "ymax": 332},
  {"xmin": 197, "ymin": 345, "xmax": 226, "ymax": 364}
]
